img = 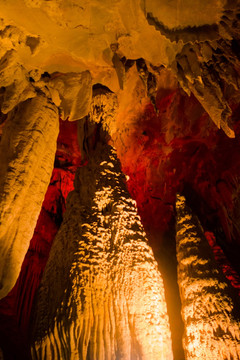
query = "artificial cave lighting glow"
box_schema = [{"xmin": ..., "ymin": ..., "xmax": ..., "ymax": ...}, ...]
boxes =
[
  {"xmin": 176, "ymin": 194, "xmax": 240, "ymax": 360},
  {"xmin": 0, "ymin": 95, "xmax": 59, "ymax": 299},
  {"xmin": 31, "ymin": 144, "xmax": 173, "ymax": 360},
  {"xmin": 0, "ymin": 1, "xmax": 240, "ymax": 359}
]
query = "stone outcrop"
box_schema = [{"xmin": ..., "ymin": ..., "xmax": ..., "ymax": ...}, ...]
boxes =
[
  {"xmin": 176, "ymin": 194, "xmax": 240, "ymax": 359},
  {"xmin": 0, "ymin": 95, "xmax": 59, "ymax": 299},
  {"xmin": 31, "ymin": 142, "xmax": 173, "ymax": 360}
]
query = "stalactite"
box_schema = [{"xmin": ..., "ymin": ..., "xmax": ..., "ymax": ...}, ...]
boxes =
[
  {"xmin": 0, "ymin": 95, "xmax": 59, "ymax": 299},
  {"xmin": 171, "ymin": 41, "xmax": 238, "ymax": 138},
  {"xmin": 31, "ymin": 141, "xmax": 173, "ymax": 360},
  {"xmin": 176, "ymin": 194, "xmax": 240, "ymax": 360},
  {"xmin": 160, "ymin": 3, "xmax": 240, "ymax": 139}
]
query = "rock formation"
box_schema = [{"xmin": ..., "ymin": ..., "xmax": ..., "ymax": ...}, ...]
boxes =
[
  {"xmin": 31, "ymin": 141, "xmax": 173, "ymax": 360},
  {"xmin": 0, "ymin": 28, "xmax": 92, "ymax": 298},
  {"xmin": 176, "ymin": 194, "xmax": 240, "ymax": 359},
  {"xmin": 0, "ymin": 1, "xmax": 240, "ymax": 359},
  {"xmin": 0, "ymin": 95, "xmax": 59, "ymax": 299}
]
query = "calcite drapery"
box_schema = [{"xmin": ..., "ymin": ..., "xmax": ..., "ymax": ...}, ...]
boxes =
[
  {"xmin": 31, "ymin": 142, "xmax": 173, "ymax": 360},
  {"xmin": 176, "ymin": 194, "xmax": 240, "ymax": 359},
  {"xmin": 0, "ymin": 95, "xmax": 59, "ymax": 299}
]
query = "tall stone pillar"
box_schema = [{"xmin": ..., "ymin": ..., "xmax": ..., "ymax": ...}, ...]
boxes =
[
  {"xmin": 0, "ymin": 95, "xmax": 59, "ymax": 299},
  {"xmin": 31, "ymin": 142, "xmax": 173, "ymax": 360},
  {"xmin": 176, "ymin": 194, "xmax": 240, "ymax": 359}
]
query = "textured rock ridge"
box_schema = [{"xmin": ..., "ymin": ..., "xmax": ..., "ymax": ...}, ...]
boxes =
[
  {"xmin": 0, "ymin": 95, "xmax": 59, "ymax": 299},
  {"xmin": 31, "ymin": 142, "xmax": 173, "ymax": 360},
  {"xmin": 176, "ymin": 194, "xmax": 240, "ymax": 360}
]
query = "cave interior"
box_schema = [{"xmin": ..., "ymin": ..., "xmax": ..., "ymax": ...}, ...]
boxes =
[{"xmin": 1, "ymin": 1, "xmax": 240, "ymax": 359}]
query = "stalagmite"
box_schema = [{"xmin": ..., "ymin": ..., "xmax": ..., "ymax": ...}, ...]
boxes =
[
  {"xmin": 176, "ymin": 194, "xmax": 240, "ymax": 360},
  {"xmin": 0, "ymin": 95, "xmax": 59, "ymax": 299},
  {"xmin": 31, "ymin": 141, "xmax": 173, "ymax": 360}
]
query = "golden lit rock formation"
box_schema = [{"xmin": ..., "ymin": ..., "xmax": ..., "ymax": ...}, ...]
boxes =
[
  {"xmin": 1, "ymin": 1, "xmax": 240, "ymax": 136},
  {"xmin": 0, "ymin": 95, "xmax": 59, "ymax": 299},
  {"xmin": 31, "ymin": 142, "xmax": 173, "ymax": 360},
  {"xmin": 176, "ymin": 194, "xmax": 240, "ymax": 359},
  {"xmin": 0, "ymin": 1, "xmax": 240, "ymax": 359}
]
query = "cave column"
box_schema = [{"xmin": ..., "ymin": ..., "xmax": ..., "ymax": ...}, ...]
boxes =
[
  {"xmin": 0, "ymin": 95, "xmax": 59, "ymax": 299},
  {"xmin": 176, "ymin": 194, "xmax": 240, "ymax": 359},
  {"xmin": 31, "ymin": 141, "xmax": 173, "ymax": 360}
]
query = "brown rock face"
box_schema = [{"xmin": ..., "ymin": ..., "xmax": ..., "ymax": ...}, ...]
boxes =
[
  {"xmin": 176, "ymin": 194, "xmax": 240, "ymax": 359},
  {"xmin": 31, "ymin": 142, "xmax": 173, "ymax": 360},
  {"xmin": 0, "ymin": 95, "xmax": 59, "ymax": 299}
]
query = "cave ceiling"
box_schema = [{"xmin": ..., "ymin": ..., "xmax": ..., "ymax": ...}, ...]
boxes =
[{"xmin": 1, "ymin": 0, "xmax": 240, "ymax": 359}]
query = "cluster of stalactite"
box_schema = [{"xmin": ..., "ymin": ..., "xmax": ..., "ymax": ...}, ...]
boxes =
[
  {"xmin": 171, "ymin": 39, "xmax": 239, "ymax": 138},
  {"xmin": 146, "ymin": 1, "xmax": 240, "ymax": 138},
  {"xmin": 176, "ymin": 194, "xmax": 240, "ymax": 360},
  {"xmin": 31, "ymin": 141, "xmax": 173, "ymax": 360}
]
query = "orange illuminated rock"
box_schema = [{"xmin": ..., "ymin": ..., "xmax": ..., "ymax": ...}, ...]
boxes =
[
  {"xmin": 176, "ymin": 194, "xmax": 240, "ymax": 359},
  {"xmin": 0, "ymin": 95, "xmax": 59, "ymax": 299},
  {"xmin": 31, "ymin": 143, "xmax": 173, "ymax": 360}
]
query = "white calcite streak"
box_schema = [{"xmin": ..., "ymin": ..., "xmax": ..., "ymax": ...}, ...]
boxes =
[
  {"xmin": 0, "ymin": 95, "xmax": 59, "ymax": 299},
  {"xmin": 31, "ymin": 143, "xmax": 173, "ymax": 360},
  {"xmin": 176, "ymin": 194, "xmax": 240, "ymax": 360}
]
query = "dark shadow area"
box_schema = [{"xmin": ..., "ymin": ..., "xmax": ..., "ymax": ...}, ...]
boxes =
[{"xmin": 183, "ymin": 183, "xmax": 240, "ymax": 277}]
